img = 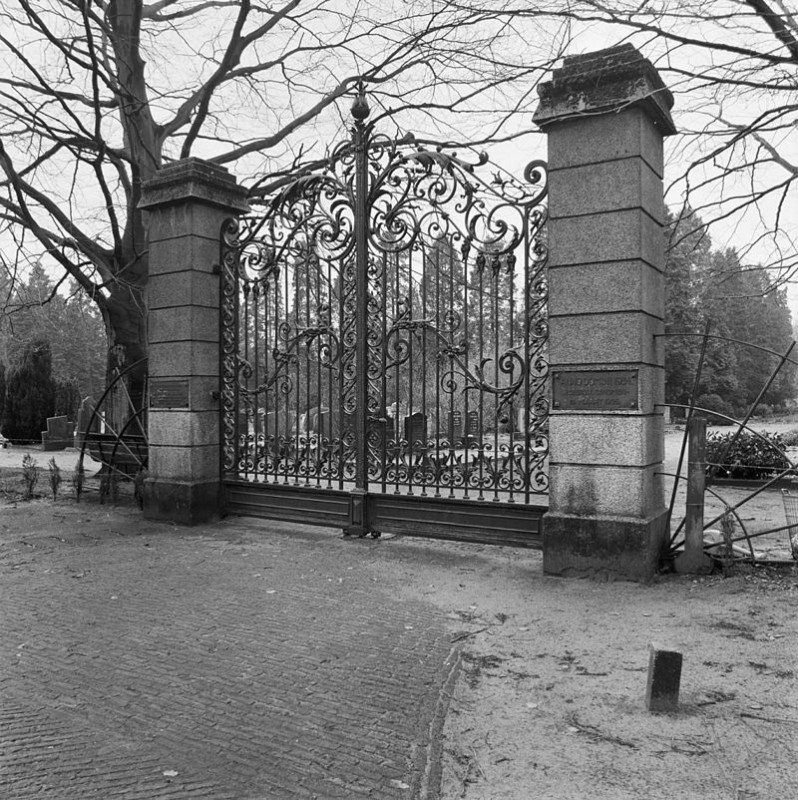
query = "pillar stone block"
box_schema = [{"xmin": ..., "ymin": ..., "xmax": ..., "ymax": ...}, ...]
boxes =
[
  {"xmin": 548, "ymin": 261, "xmax": 663, "ymax": 317},
  {"xmin": 535, "ymin": 44, "xmax": 676, "ymax": 580},
  {"xmin": 139, "ymin": 158, "xmax": 248, "ymax": 524}
]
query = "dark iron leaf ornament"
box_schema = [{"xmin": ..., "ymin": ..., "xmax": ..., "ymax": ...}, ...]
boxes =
[{"xmin": 221, "ymin": 83, "xmax": 549, "ymax": 500}]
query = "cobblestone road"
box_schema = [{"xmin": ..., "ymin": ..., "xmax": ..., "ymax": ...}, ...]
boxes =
[{"xmin": 0, "ymin": 503, "xmax": 458, "ymax": 799}]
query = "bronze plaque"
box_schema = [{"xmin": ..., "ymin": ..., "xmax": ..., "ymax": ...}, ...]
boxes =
[
  {"xmin": 150, "ymin": 378, "xmax": 190, "ymax": 409},
  {"xmin": 553, "ymin": 369, "xmax": 638, "ymax": 411}
]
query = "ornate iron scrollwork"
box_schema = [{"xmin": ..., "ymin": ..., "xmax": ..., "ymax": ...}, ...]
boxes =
[{"xmin": 220, "ymin": 88, "xmax": 549, "ymax": 500}]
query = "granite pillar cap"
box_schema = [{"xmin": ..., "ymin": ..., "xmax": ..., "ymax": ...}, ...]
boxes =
[
  {"xmin": 534, "ymin": 43, "xmax": 676, "ymax": 137},
  {"xmin": 139, "ymin": 157, "xmax": 249, "ymax": 213}
]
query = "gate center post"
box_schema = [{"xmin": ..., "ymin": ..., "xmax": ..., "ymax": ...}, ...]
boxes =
[
  {"xmin": 534, "ymin": 45, "xmax": 677, "ymax": 579},
  {"xmin": 344, "ymin": 83, "xmax": 373, "ymax": 537}
]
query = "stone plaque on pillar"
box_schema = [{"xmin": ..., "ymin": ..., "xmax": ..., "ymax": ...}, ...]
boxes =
[
  {"xmin": 150, "ymin": 378, "xmax": 190, "ymax": 409},
  {"xmin": 552, "ymin": 370, "xmax": 638, "ymax": 411}
]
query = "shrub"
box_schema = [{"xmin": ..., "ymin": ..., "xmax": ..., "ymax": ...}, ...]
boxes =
[
  {"xmin": 21, "ymin": 453, "xmax": 39, "ymax": 499},
  {"xmin": 705, "ymin": 430, "xmax": 790, "ymax": 479},
  {"xmin": 781, "ymin": 429, "xmax": 798, "ymax": 448},
  {"xmin": 695, "ymin": 393, "xmax": 736, "ymax": 425},
  {"xmin": 2, "ymin": 340, "xmax": 55, "ymax": 443},
  {"xmin": 47, "ymin": 457, "xmax": 62, "ymax": 500}
]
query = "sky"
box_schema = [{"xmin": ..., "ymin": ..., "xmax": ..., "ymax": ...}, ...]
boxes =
[{"xmin": 2, "ymin": 2, "xmax": 796, "ymax": 321}]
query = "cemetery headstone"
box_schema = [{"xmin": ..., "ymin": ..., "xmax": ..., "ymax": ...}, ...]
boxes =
[
  {"xmin": 42, "ymin": 415, "xmax": 73, "ymax": 451},
  {"xmin": 465, "ymin": 410, "xmax": 479, "ymax": 442},
  {"xmin": 448, "ymin": 410, "xmax": 463, "ymax": 443},
  {"xmin": 404, "ymin": 412, "xmax": 428, "ymax": 446},
  {"xmin": 368, "ymin": 417, "xmax": 389, "ymax": 453},
  {"xmin": 75, "ymin": 396, "xmax": 99, "ymax": 447}
]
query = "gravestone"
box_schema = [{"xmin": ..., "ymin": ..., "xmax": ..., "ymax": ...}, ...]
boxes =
[
  {"xmin": 404, "ymin": 412, "xmax": 427, "ymax": 446},
  {"xmin": 465, "ymin": 410, "xmax": 479, "ymax": 442},
  {"xmin": 386, "ymin": 401, "xmax": 405, "ymax": 439},
  {"xmin": 305, "ymin": 406, "xmax": 328, "ymax": 434},
  {"xmin": 262, "ymin": 410, "xmax": 296, "ymax": 439},
  {"xmin": 74, "ymin": 396, "xmax": 99, "ymax": 447},
  {"xmin": 513, "ymin": 407, "xmax": 528, "ymax": 442},
  {"xmin": 368, "ymin": 417, "xmax": 389, "ymax": 453},
  {"xmin": 448, "ymin": 410, "xmax": 463, "ymax": 442},
  {"xmin": 42, "ymin": 415, "xmax": 72, "ymax": 451}
]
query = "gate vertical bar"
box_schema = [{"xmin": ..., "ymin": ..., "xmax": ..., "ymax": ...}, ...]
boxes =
[
  {"xmin": 220, "ymin": 100, "xmax": 551, "ymax": 543},
  {"xmin": 345, "ymin": 82, "xmax": 371, "ymax": 536}
]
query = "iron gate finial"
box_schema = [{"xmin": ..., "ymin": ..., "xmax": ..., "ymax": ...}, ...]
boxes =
[{"xmin": 351, "ymin": 80, "xmax": 370, "ymax": 122}]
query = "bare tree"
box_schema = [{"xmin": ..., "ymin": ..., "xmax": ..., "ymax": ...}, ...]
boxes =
[
  {"xmin": 0, "ymin": 0, "xmax": 567, "ymax": 416},
  {"xmin": 2, "ymin": 0, "xmax": 795, "ymax": 420},
  {"xmin": 521, "ymin": 0, "xmax": 798, "ymax": 293}
]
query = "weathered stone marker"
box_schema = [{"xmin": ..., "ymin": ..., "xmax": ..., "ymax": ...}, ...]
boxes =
[
  {"xmin": 41, "ymin": 415, "xmax": 72, "ymax": 451},
  {"xmin": 646, "ymin": 643, "xmax": 683, "ymax": 713}
]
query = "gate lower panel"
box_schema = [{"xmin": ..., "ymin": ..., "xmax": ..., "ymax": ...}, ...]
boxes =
[
  {"xmin": 223, "ymin": 482, "xmax": 351, "ymax": 529},
  {"xmin": 223, "ymin": 481, "xmax": 544, "ymax": 548}
]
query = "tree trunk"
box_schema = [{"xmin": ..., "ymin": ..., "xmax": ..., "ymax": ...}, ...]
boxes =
[
  {"xmin": 102, "ymin": 1, "xmax": 161, "ymax": 428},
  {"xmin": 102, "ymin": 260, "xmax": 148, "ymax": 433}
]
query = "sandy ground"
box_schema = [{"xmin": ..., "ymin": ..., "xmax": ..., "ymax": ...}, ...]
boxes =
[
  {"xmin": 1, "ymin": 428, "xmax": 797, "ymax": 800},
  {"xmin": 378, "ymin": 541, "xmax": 797, "ymax": 800},
  {"xmin": 414, "ymin": 423, "xmax": 798, "ymax": 800},
  {"xmin": 0, "ymin": 445, "xmax": 100, "ymax": 475}
]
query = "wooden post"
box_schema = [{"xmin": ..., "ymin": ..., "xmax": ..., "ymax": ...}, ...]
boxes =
[{"xmin": 675, "ymin": 415, "xmax": 712, "ymax": 573}]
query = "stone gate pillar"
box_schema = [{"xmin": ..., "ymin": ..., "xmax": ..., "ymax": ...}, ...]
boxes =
[
  {"xmin": 533, "ymin": 45, "xmax": 676, "ymax": 580},
  {"xmin": 139, "ymin": 158, "xmax": 248, "ymax": 523}
]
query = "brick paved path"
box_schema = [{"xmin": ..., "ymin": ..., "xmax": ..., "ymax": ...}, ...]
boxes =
[{"xmin": 0, "ymin": 504, "xmax": 458, "ymax": 799}]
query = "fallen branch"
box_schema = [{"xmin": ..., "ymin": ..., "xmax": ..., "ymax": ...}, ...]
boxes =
[
  {"xmin": 741, "ymin": 712, "xmax": 798, "ymax": 724},
  {"xmin": 450, "ymin": 626, "xmax": 491, "ymax": 643},
  {"xmin": 566, "ymin": 712, "xmax": 638, "ymax": 749}
]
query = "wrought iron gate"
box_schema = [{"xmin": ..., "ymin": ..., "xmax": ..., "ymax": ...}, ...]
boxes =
[{"xmin": 220, "ymin": 87, "xmax": 549, "ymax": 546}]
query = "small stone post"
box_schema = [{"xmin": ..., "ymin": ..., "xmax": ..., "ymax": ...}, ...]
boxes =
[
  {"xmin": 534, "ymin": 45, "xmax": 676, "ymax": 580},
  {"xmin": 646, "ymin": 643, "xmax": 683, "ymax": 713},
  {"xmin": 139, "ymin": 158, "xmax": 249, "ymax": 524}
]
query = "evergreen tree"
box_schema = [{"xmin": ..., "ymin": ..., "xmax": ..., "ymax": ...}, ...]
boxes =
[
  {"xmin": 2, "ymin": 339, "xmax": 55, "ymax": 443},
  {"xmin": 414, "ymin": 238, "xmax": 467, "ymax": 416},
  {"xmin": 2, "ymin": 268, "xmax": 106, "ymax": 400},
  {"xmin": 703, "ymin": 252, "xmax": 796, "ymax": 411},
  {"xmin": 664, "ymin": 209, "xmax": 796, "ymax": 416},
  {"xmin": 663, "ymin": 209, "xmax": 709, "ymax": 408},
  {"xmin": 54, "ymin": 378, "xmax": 82, "ymax": 423}
]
